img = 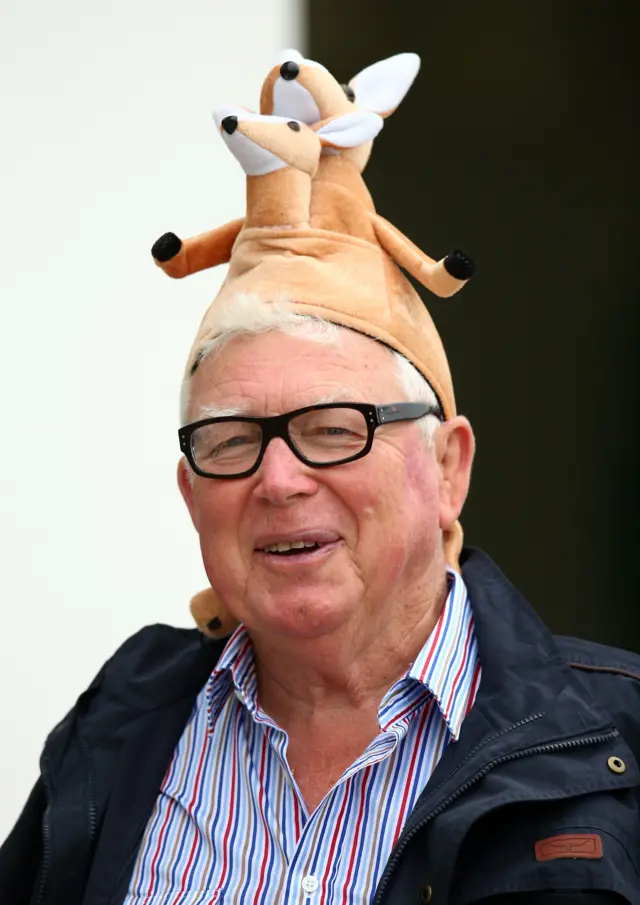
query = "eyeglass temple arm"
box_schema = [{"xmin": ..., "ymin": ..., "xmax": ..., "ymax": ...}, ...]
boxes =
[{"xmin": 376, "ymin": 403, "xmax": 442, "ymax": 424}]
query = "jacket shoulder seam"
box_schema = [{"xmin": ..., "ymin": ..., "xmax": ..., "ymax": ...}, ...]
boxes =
[{"xmin": 568, "ymin": 661, "xmax": 640, "ymax": 683}]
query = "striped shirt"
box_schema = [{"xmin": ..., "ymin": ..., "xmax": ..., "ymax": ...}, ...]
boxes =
[{"xmin": 124, "ymin": 569, "xmax": 481, "ymax": 904}]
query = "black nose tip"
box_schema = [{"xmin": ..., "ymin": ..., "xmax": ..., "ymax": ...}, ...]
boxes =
[
  {"xmin": 280, "ymin": 60, "xmax": 300, "ymax": 81},
  {"xmin": 221, "ymin": 115, "xmax": 238, "ymax": 135},
  {"xmin": 287, "ymin": 120, "xmax": 301, "ymax": 131}
]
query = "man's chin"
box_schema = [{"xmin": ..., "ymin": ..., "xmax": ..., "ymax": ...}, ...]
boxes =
[{"xmin": 246, "ymin": 590, "xmax": 357, "ymax": 641}]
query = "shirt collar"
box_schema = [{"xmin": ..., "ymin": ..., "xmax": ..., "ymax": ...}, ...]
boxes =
[
  {"xmin": 207, "ymin": 624, "xmax": 258, "ymax": 731},
  {"xmin": 402, "ymin": 568, "xmax": 478, "ymax": 740}
]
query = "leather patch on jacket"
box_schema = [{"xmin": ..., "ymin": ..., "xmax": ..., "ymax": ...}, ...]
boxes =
[{"xmin": 535, "ymin": 833, "xmax": 603, "ymax": 861}]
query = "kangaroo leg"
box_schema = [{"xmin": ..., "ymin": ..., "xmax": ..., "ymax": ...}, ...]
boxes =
[
  {"xmin": 190, "ymin": 587, "xmax": 239, "ymax": 639},
  {"xmin": 370, "ymin": 213, "xmax": 474, "ymax": 298},
  {"xmin": 151, "ymin": 218, "xmax": 244, "ymax": 279}
]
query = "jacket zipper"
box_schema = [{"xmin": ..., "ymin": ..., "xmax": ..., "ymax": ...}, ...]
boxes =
[
  {"xmin": 371, "ymin": 728, "xmax": 619, "ymax": 905},
  {"xmin": 35, "ymin": 753, "xmax": 52, "ymax": 905},
  {"xmin": 80, "ymin": 735, "xmax": 98, "ymax": 843},
  {"xmin": 35, "ymin": 730, "xmax": 97, "ymax": 905},
  {"xmin": 35, "ymin": 807, "xmax": 51, "ymax": 905}
]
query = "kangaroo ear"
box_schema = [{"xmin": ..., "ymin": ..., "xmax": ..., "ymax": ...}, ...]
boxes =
[
  {"xmin": 349, "ymin": 53, "xmax": 421, "ymax": 118},
  {"xmin": 316, "ymin": 111, "xmax": 383, "ymax": 149}
]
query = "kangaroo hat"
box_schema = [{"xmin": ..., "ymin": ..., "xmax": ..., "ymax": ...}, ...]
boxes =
[{"xmin": 151, "ymin": 51, "xmax": 475, "ymax": 637}]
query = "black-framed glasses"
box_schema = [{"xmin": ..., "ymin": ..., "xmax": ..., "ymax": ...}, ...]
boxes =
[{"xmin": 179, "ymin": 402, "xmax": 443, "ymax": 479}]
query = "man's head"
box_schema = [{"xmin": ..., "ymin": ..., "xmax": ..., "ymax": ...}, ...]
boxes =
[{"xmin": 178, "ymin": 295, "xmax": 474, "ymax": 644}]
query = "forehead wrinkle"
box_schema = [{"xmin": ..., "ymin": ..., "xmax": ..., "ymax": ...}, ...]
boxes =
[
  {"xmin": 312, "ymin": 388, "xmax": 367, "ymax": 405},
  {"xmin": 193, "ymin": 391, "xmax": 367, "ymax": 421},
  {"xmin": 192, "ymin": 402, "xmax": 248, "ymax": 420}
]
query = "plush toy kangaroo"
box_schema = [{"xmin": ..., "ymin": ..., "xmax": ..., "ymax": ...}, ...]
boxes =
[{"xmin": 151, "ymin": 51, "xmax": 474, "ymax": 292}]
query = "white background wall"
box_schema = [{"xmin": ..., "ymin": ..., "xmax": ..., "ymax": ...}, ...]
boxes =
[{"xmin": 0, "ymin": 0, "xmax": 302, "ymax": 842}]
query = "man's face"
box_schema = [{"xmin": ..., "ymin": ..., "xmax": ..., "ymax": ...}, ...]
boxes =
[{"xmin": 179, "ymin": 329, "xmax": 460, "ymax": 641}]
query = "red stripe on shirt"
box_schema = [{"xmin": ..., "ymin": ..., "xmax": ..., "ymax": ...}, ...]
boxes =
[
  {"xmin": 252, "ymin": 729, "xmax": 272, "ymax": 902},
  {"xmin": 321, "ymin": 779, "xmax": 354, "ymax": 900},
  {"xmin": 215, "ymin": 706, "xmax": 242, "ymax": 891},
  {"xmin": 168, "ymin": 729, "xmax": 210, "ymax": 902},
  {"xmin": 341, "ymin": 765, "xmax": 373, "ymax": 905},
  {"xmin": 391, "ymin": 700, "xmax": 432, "ymax": 847},
  {"xmin": 444, "ymin": 616, "xmax": 474, "ymax": 719}
]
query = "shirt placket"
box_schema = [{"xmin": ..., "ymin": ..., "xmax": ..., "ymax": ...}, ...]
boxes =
[{"xmin": 277, "ymin": 722, "xmax": 413, "ymax": 904}]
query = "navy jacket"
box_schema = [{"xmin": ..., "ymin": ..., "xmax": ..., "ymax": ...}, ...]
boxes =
[{"xmin": 2, "ymin": 550, "xmax": 639, "ymax": 905}]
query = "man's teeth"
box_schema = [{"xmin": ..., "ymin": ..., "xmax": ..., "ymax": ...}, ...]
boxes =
[{"xmin": 262, "ymin": 541, "xmax": 322, "ymax": 554}]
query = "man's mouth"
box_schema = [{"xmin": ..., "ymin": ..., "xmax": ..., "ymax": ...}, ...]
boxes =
[
  {"xmin": 254, "ymin": 532, "xmax": 341, "ymax": 560},
  {"xmin": 260, "ymin": 540, "xmax": 324, "ymax": 556}
]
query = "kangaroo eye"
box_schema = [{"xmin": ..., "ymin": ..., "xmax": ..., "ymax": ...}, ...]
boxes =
[
  {"xmin": 287, "ymin": 120, "xmax": 301, "ymax": 132},
  {"xmin": 280, "ymin": 61, "xmax": 300, "ymax": 81},
  {"xmin": 341, "ymin": 83, "xmax": 356, "ymax": 103}
]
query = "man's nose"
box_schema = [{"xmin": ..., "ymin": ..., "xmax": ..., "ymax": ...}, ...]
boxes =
[{"xmin": 253, "ymin": 437, "xmax": 318, "ymax": 505}]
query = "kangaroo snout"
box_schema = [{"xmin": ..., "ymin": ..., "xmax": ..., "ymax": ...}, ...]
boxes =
[
  {"xmin": 279, "ymin": 60, "xmax": 300, "ymax": 81},
  {"xmin": 221, "ymin": 116, "xmax": 238, "ymax": 135}
]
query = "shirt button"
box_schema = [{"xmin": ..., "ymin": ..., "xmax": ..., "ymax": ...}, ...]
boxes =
[{"xmin": 301, "ymin": 875, "xmax": 319, "ymax": 893}]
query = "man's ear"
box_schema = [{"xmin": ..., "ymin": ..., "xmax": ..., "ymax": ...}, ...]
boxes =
[
  {"xmin": 177, "ymin": 458, "xmax": 200, "ymax": 531},
  {"xmin": 435, "ymin": 416, "xmax": 475, "ymax": 530}
]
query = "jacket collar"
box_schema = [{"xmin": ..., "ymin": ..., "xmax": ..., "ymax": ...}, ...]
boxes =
[
  {"xmin": 461, "ymin": 548, "xmax": 610, "ymax": 733},
  {"xmin": 399, "ymin": 547, "xmax": 640, "ymax": 829}
]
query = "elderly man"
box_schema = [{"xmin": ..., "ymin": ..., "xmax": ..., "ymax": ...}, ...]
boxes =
[
  {"xmin": 3, "ymin": 296, "xmax": 640, "ymax": 904},
  {"xmin": 3, "ymin": 58, "xmax": 640, "ymax": 905}
]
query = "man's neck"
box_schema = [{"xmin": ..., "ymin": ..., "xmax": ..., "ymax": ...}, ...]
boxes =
[{"xmin": 250, "ymin": 568, "xmax": 449, "ymax": 732}]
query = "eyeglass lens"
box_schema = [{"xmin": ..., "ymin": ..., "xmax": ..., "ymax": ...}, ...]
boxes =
[{"xmin": 190, "ymin": 407, "xmax": 369, "ymax": 475}]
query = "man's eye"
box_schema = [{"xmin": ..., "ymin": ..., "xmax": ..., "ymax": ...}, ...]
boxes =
[
  {"xmin": 306, "ymin": 425, "xmax": 363, "ymax": 444},
  {"xmin": 212, "ymin": 436, "xmax": 253, "ymax": 454}
]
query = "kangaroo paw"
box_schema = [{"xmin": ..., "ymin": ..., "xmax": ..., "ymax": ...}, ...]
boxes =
[
  {"xmin": 444, "ymin": 249, "xmax": 476, "ymax": 281},
  {"xmin": 152, "ymin": 232, "xmax": 183, "ymax": 262},
  {"xmin": 190, "ymin": 587, "xmax": 239, "ymax": 639}
]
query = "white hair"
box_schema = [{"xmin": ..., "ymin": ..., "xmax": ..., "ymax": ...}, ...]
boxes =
[{"xmin": 180, "ymin": 293, "xmax": 442, "ymax": 448}]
